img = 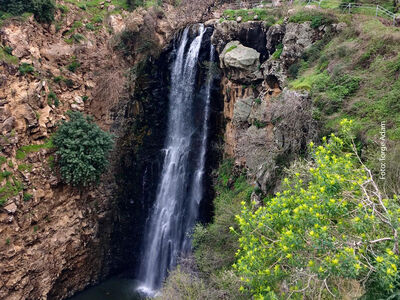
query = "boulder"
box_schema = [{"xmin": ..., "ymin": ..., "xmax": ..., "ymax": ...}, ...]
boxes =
[
  {"xmin": 40, "ymin": 42, "xmax": 73, "ymax": 63},
  {"xmin": 280, "ymin": 22, "xmax": 315, "ymax": 67},
  {"xmin": 220, "ymin": 41, "xmax": 262, "ymax": 83},
  {"xmin": 3, "ymin": 202, "xmax": 18, "ymax": 214},
  {"xmin": 212, "ymin": 21, "xmax": 269, "ymax": 59},
  {"xmin": 1, "ymin": 25, "xmax": 30, "ymax": 58}
]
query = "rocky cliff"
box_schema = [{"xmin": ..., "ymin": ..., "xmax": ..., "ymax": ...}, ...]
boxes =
[
  {"xmin": 210, "ymin": 18, "xmax": 343, "ymax": 193},
  {"xmin": 0, "ymin": 3, "xmax": 180, "ymax": 299}
]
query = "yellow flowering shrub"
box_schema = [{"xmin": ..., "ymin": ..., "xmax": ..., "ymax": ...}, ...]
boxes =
[{"xmin": 233, "ymin": 120, "xmax": 400, "ymax": 298}]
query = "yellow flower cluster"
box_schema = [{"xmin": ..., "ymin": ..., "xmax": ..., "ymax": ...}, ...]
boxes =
[{"xmin": 234, "ymin": 130, "xmax": 400, "ymax": 298}]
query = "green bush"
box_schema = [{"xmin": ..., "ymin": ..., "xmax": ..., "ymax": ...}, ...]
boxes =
[
  {"xmin": 18, "ymin": 63, "xmax": 34, "ymax": 75},
  {"xmin": 233, "ymin": 120, "xmax": 400, "ymax": 299},
  {"xmin": 31, "ymin": 0, "xmax": 55, "ymax": 23},
  {"xmin": 67, "ymin": 60, "xmax": 81, "ymax": 72},
  {"xmin": 48, "ymin": 91, "xmax": 59, "ymax": 107},
  {"xmin": 0, "ymin": 0, "xmax": 55, "ymax": 23},
  {"xmin": 53, "ymin": 111, "xmax": 114, "ymax": 187}
]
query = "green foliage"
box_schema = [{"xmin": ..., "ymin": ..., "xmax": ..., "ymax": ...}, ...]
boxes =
[
  {"xmin": 53, "ymin": 75, "xmax": 63, "ymax": 83},
  {"xmin": 64, "ymin": 78, "xmax": 74, "ymax": 88},
  {"xmin": 52, "ymin": 111, "xmax": 114, "ymax": 187},
  {"xmin": 0, "ymin": 0, "xmax": 55, "ymax": 23},
  {"xmin": 0, "ymin": 170, "xmax": 12, "ymax": 181},
  {"xmin": 18, "ymin": 163, "xmax": 32, "ymax": 172},
  {"xmin": 0, "ymin": 176, "xmax": 23, "ymax": 205},
  {"xmin": 253, "ymin": 119, "xmax": 267, "ymax": 129},
  {"xmin": 271, "ymin": 43, "xmax": 283, "ymax": 60},
  {"xmin": 48, "ymin": 91, "xmax": 59, "ymax": 107},
  {"xmin": 292, "ymin": 69, "xmax": 360, "ymax": 115},
  {"xmin": 18, "ymin": 63, "xmax": 34, "ymax": 75},
  {"xmin": 222, "ymin": 8, "xmax": 280, "ymax": 24},
  {"xmin": 91, "ymin": 15, "xmax": 103, "ymax": 24},
  {"xmin": 288, "ymin": 10, "xmax": 336, "ymax": 29},
  {"xmin": 225, "ymin": 44, "xmax": 237, "ymax": 53},
  {"xmin": 234, "ymin": 120, "xmax": 400, "ymax": 298},
  {"xmin": 23, "ymin": 192, "xmax": 33, "ymax": 201},
  {"xmin": 0, "ymin": 156, "xmax": 6, "ymax": 165},
  {"xmin": 31, "ymin": 0, "xmax": 55, "ymax": 23},
  {"xmin": 67, "ymin": 59, "xmax": 81, "ymax": 72},
  {"xmin": 193, "ymin": 161, "xmax": 253, "ymax": 275},
  {"xmin": 57, "ymin": 4, "xmax": 69, "ymax": 13},
  {"xmin": 85, "ymin": 23, "xmax": 95, "ymax": 30},
  {"xmin": 65, "ymin": 33, "xmax": 85, "ymax": 44},
  {"xmin": 0, "ymin": 46, "xmax": 19, "ymax": 65},
  {"xmin": 16, "ymin": 139, "xmax": 53, "ymax": 160}
]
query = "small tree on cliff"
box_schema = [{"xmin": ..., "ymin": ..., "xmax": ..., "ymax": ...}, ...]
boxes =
[{"xmin": 53, "ymin": 111, "xmax": 114, "ymax": 187}]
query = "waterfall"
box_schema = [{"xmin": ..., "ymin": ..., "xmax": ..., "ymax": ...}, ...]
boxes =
[{"xmin": 137, "ymin": 25, "xmax": 215, "ymax": 295}]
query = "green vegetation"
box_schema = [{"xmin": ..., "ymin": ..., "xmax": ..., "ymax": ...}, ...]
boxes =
[
  {"xmin": 66, "ymin": 59, "xmax": 81, "ymax": 73},
  {"xmin": 0, "ymin": 176, "xmax": 23, "ymax": 205},
  {"xmin": 290, "ymin": 18, "xmax": 400, "ymax": 143},
  {"xmin": 0, "ymin": 156, "xmax": 6, "ymax": 165},
  {"xmin": 225, "ymin": 44, "xmax": 238, "ymax": 53},
  {"xmin": 0, "ymin": 46, "xmax": 18, "ymax": 65},
  {"xmin": 65, "ymin": 33, "xmax": 86, "ymax": 44},
  {"xmin": 222, "ymin": 8, "xmax": 280, "ymax": 24},
  {"xmin": 52, "ymin": 111, "xmax": 114, "ymax": 187},
  {"xmin": 0, "ymin": 0, "xmax": 56, "ymax": 23},
  {"xmin": 16, "ymin": 139, "xmax": 53, "ymax": 160},
  {"xmin": 48, "ymin": 91, "xmax": 60, "ymax": 107},
  {"xmin": 0, "ymin": 170, "xmax": 12, "ymax": 181},
  {"xmin": 288, "ymin": 9, "xmax": 336, "ymax": 28},
  {"xmin": 23, "ymin": 192, "xmax": 33, "ymax": 201},
  {"xmin": 234, "ymin": 120, "xmax": 400, "ymax": 298},
  {"xmin": 254, "ymin": 98, "xmax": 261, "ymax": 105},
  {"xmin": 18, "ymin": 63, "xmax": 35, "ymax": 75},
  {"xmin": 253, "ymin": 119, "xmax": 267, "ymax": 129},
  {"xmin": 18, "ymin": 163, "xmax": 32, "ymax": 172},
  {"xmin": 271, "ymin": 43, "xmax": 283, "ymax": 60}
]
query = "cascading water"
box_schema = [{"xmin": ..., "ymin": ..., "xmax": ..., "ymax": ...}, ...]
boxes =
[{"xmin": 137, "ymin": 25, "xmax": 216, "ymax": 295}]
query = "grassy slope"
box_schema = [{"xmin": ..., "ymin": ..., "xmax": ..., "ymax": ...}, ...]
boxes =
[{"xmin": 289, "ymin": 11, "xmax": 400, "ymax": 194}]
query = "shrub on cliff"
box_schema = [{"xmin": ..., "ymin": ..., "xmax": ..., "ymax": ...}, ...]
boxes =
[
  {"xmin": 0, "ymin": 0, "xmax": 55, "ymax": 23},
  {"xmin": 233, "ymin": 119, "xmax": 400, "ymax": 299},
  {"xmin": 53, "ymin": 111, "xmax": 114, "ymax": 187}
]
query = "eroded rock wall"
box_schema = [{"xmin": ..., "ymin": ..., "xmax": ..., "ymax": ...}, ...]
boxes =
[
  {"xmin": 212, "ymin": 20, "xmax": 328, "ymax": 192},
  {"xmin": 0, "ymin": 5, "xmax": 178, "ymax": 299}
]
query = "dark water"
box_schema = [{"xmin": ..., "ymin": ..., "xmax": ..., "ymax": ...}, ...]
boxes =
[{"xmin": 68, "ymin": 275, "xmax": 143, "ymax": 300}]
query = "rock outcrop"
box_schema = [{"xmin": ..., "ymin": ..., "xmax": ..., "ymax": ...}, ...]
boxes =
[
  {"xmin": 220, "ymin": 41, "xmax": 262, "ymax": 82},
  {"xmin": 213, "ymin": 19, "xmax": 323, "ymax": 192}
]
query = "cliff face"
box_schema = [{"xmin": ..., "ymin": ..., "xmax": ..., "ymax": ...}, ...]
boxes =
[
  {"xmin": 0, "ymin": 4, "xmax": 179, "ymax": 299},
  {"xmin": 0, "ymin": 13, "xmax": 122, "ymax": 300},
  {"xmin": 211, "ymin": 19, "xmax": 336, "ymax": 192}
]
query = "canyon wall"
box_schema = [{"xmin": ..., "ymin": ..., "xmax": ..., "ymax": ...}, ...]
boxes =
[{"xmin": 210, "ymin": 19, "xmax": 339, "ymax": 193}]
